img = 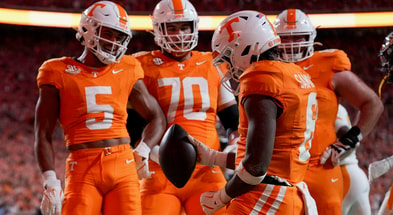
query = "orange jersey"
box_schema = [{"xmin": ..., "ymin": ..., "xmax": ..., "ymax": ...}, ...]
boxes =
[
  {"xmin": 237, "ymin": 60, "xmax": 317, "ymax": 185},
  {"xmin": 37, "ymin": 55, "xmax": 143, "ymax": 146},
  {"xmin": 134, "ymin": 50, "xmax": 226, "ymax": 150},
  {"xmin": 297, "ymin": 49, "xmax": 351, "ymax": 162}
]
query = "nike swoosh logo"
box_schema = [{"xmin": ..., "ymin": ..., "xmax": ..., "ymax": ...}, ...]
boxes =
[
  {"xmin": 303, "ymin": 64, "xmax": 314, "ymax": 70},
  {"xmin": 112, "ymin": 69, "xmax": 123, "ymax": 74},
  {"xmin": 331, "ymin": 178, "xmax": 339, "ymax": 183},
  {"xmin": 126, "ymin": 159, "xmax": 134, "ymax": 164},
  {"xmin": 196, "ymin": 60, "xmax": 207, "ymax": 66}
]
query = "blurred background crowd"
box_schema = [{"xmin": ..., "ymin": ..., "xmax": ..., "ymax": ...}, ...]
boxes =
[{"xmin": 0, "ymin": 1, "xmax": 393, "ymax": 214}]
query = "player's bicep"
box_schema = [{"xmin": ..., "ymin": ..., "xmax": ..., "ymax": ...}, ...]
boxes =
[{"xmin": 35, "ymin": 85, "xmax": 59, "ymax": 139}]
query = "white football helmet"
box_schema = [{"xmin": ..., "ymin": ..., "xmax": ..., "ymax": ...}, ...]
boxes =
[
  {"xmin": 274, "ymin": 9, "xmax": 316, "ymax": 62},
  {"xmin": 152, "ymin": 0, "xmax": 199, "ymax": 53},
  {"xmin": 211, "ymin": 10, "xmax": 281, "ymax": 95},
  {"xmin": 379, "ymin": 31, "xmax": 393, "ymax": 82},
  {"xmin": 76, "ymin": 1, "xmax": 132, "ymax": 64}
]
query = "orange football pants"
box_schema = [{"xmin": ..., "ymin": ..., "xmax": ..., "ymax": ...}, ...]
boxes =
[
  {"xmin": 140, "ymin": 163, "xmax": 227, "ymax": 215},
  {"xmin": 304, "ymin": 162, "xmax": 343, "ymax": 215},
  {"xmin": 225, "ymin": 183, "xmax": 304, "ymax": 214},
  {"xmin": 62, "ymin": 144, "xmax": 141, "ymax": 215}
]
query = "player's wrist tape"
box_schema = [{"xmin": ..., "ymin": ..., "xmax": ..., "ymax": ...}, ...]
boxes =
[
  {"xmin": 236, "ymin": 161, "xmax": 266, "ymax": 185},
  {"xmin": 213, "ymin": 151, "xmax": 228, "ymax": 168},
  {"xmin": 42, "ymin": 170, "xmax": 57, "ymax": 181},
  {"xmin": 150, "ymin": 145, "xmax": 160, "ymax": 164},
  {"xmin": 135, "ymin": 141, "xmax": 151, "ymax": 158},
  {"xmin": 217, "ymin": 187, "xmax": 232, "ymax": 204},
  {"xmin": 339, "ymin": 126, "xmax": 362, "ymax": 148}
]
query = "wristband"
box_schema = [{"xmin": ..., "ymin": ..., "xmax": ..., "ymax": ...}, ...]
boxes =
[
  {"xmin": 236, "ymin": 161, "xmax": 266, "ymax": 185},
  {"xmin": 150, "ymin": 145, "xmax": 160, "ymax": 164},
  {"xmin": 214, "ymin": 151, "xmax": 228, "ymax": 168},
  {"xmin": 339, "ymin": 126, "xmax": 362, "ymax": 148},
  {"xmin": 42, "ymin": 170, "xmax": 57, "ymax": 181},
  {"xmin": 134, "ymin": 141, "xmax": 151, "ymax": 158}
]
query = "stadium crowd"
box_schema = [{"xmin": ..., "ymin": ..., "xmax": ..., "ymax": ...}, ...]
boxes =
[{"xmin": 0, "ymin": 1, "xmax": 393, "ymax": 215}]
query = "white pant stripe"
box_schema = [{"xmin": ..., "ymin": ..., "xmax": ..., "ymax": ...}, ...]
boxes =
[{"xmin": 249, "ymin": 184, "xmax": 287, "ymax": 215}]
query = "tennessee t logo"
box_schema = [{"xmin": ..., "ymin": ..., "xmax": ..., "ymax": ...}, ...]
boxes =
[
  {"xmin": 220, "ymin": 17, "xmax": 240, "ymax": 42},
  {"xmin": 87, "ymin": 3, "xmax": 105, "ymax": 16}
]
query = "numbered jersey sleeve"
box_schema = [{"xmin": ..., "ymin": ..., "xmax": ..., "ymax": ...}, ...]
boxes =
[
  {"xmin": 135, "ymin": 51, "xmax": 232, "ymax": 150},
  {"xmin": 237, "ymin": 61, "xmax": 317, "ymax": 184},
  {"xmin": 37, "ymin": 56, "xmax": 143, "ymax": 146}
]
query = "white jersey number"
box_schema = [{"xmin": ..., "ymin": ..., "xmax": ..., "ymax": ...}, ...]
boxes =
[
  {"xmin": 158, "ymin": 77, "xmax": 211, "ymax": 123},
  {"xmin": 85, "ymin": 86, "xmax": 114, "ymax": 130},
  {"xmin": 299, "ymin": 92, "xmax": 318, "ymax": 162}
]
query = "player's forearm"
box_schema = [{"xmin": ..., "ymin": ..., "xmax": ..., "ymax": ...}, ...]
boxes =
[
  {"xmin": 356, "ymin": 98, "xmax": 384, "ymax": 137},
  {"xmin": 35, "ymin": 138, "xmax": 56, "ymax": 173},
  {"xmin": 141, "ymin": 116, "xmax": 166, "ymax": 148}
]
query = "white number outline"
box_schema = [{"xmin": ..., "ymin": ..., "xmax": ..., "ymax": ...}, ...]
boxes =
[
  {"xmin": 85, "ymin": 86, "xmax": 114, "ymax": 130},
  {"xmin": 299, "ymin": 92, "xmax": 318, "ymax": 162},
  {"xmin": 158, "ymin": 77, "xmax": 211, "ymax": 123}
]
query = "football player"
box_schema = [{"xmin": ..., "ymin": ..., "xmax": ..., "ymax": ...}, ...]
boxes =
[
  {"xmin": 274, "ymin": 8, "xmax": 383, "ymax": 215},
  {"xmin": 194, "ymin": 10, "xmax": 319, "ymax": 215},
  {"xmin": 34, "ymin": 1, "xmax": 166, "ymax": 215},
  {"xmin": 126, "ymin": 0, "xmax": 239, "ymax": 214}
]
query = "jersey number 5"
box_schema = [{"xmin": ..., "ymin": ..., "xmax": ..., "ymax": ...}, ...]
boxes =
[{"xmin": 85, "ymin": 86, "xmax": 114, "ymax": 130}]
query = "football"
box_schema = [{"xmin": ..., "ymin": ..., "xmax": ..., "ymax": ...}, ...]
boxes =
[{"xmin": 159, "ymin": 124, "xmax": 197, "ymax": 188}]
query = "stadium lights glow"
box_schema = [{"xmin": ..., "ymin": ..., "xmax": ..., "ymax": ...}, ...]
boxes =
[{"xmin": 0, "ymin": 8, "xmax": 392, "ymax": 30}]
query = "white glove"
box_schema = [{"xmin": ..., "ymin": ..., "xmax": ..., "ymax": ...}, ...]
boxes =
[
  {"xmin": 320, "ymin": 142, "xmax": 356, "ymax": 166},
  {"xmin": 187, "ymin": 135, "xmax": 227, "ymax": 168},
  {"xmin": 368, "ymin": 155, "xmax": 393, "ymax": 183},
  {"xmin": 40, "ymin": 170, "xmax": 64, "ymax": 215},
  {"xmin": 200, "ymin": 188, "xmax": 232, "ymax": 215},
  {"xmin": 133, "ymin": 142, "xmax": 155, "ymax": 179}
]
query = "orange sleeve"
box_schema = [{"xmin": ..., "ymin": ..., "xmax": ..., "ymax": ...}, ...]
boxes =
[
  {"xmin": 332, "ymin": 49, "xmax": 351, "ymax": 72},
  {"xmin": 37, "ymin": 58, "xmax": 64, "ymax": 90},
  {"xmin": 239, "ymin": 62, "xmax": 284, "ymax": 103}
]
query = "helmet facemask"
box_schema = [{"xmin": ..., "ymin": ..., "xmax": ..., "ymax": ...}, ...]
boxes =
[
  {"xmin": 213, "ymin": 47, "xmax": 243, "ymax": 95},
  {"xmin": 155, "ymin": 21, "xmax": 198, "ymax": 53},
  {"xmin": 379, "ymin": 32, "xmax": 393, "ymax": 84},
  {"xmin": 278, "ymin": 33, "xmax": 314, "ymax": 62}
]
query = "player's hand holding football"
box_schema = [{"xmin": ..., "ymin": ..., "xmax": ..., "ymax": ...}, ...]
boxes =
[
  {"xmin": 320, "ymin": 126, "xmax": 362, "ymax": 166},
  {"xmin": 187, "ymin": 135, "xmax": 228, "ymax": 168},
  {"xmin": 40, "ymin": 170, "xmax": 64, "ymax": 215},
  {"xmin": 200, "ymin": 187, "xmax": 232, "ymax": 215},
  {"xmin": 134, "ymin": 142, "xmax": 155, "ymax": 179}
]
